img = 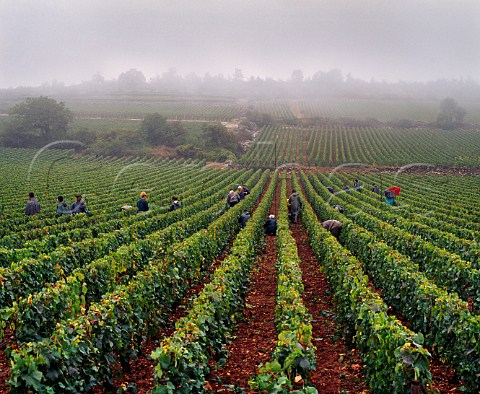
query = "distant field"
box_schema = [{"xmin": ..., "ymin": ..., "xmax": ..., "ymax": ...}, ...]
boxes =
[
  {"xmin": 2, "ymin": 93, "xmax": 480, "ymax": 122},
  {"xmin": 253, "ymin": 98, "xmax": 480, "ymax": 123},
  {"xmin": 62, "ymin": 94, "xmax": 246, "ymax": 121},
  {"xmin": 0, "ymin": 93, "xmax": 247, "ymax": 121},
  {"xmin": 69, "ymin": 118, "xmax": 207, "ymax": 145},
  {"xmin": 69, "ymin": 118, "xmax": 141, "ymax": 133},
  {"xmin": 239, "ymin": 124, "xmax": 480, "ymax": 167},
  {"xmin": 2, "ymin": 93, "xmax": 480, "ymax": 167}
]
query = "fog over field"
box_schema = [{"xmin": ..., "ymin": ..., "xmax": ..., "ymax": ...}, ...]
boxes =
[{"xmin": 1, "ymin": 0, "xmax": 479, "ymax": 88}]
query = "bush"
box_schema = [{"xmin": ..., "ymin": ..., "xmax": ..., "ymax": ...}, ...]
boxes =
[
  {"xmin": 203, "ymin": 148, "xmax": 236, "ymax": 162},
  {"xmin": 175, "ymin": 144, "xmax": 201, "ymax": 159}
]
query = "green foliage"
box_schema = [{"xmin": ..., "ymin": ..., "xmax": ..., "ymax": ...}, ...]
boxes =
[
  {"xmin": 151, "ymin": 171, "xmax": 275, "ymax": 392},
  {"xmin": 244, "ymin": 109, "xmax": 273, "ymax": 128},
  {"xmin": 1, "ymin": 145, "xmax": 479, "ymax": 392},
  {"xmin": 140, "ymin": 113, "xmax": 167, "ymax": 145},
  {"xmin": 302, "ymin": 171, "xmax": 480, "ymax": 392},
  {"xmin": 202, "ymin": 123, "xmax": 239, "ymax": 153},
  {"xmin": 140, "ymin": 113, "xmax": 187, "ymax": 147},
  {"xmin": 0, "ymin": 170, "xmax": 259, "ymax": 344},
  {"xmin": 175, "ymin": 144, "xmax": 201, "ymax": 159},
  {"xmin": 250, "ymin": 175, "xmax": 317, "ymax": 393},
  {"xmin": 436, "ymin": 97, "xmax": 467, "ymax": 130},
  {"xmin": 240, "ymin": 124, "xmax": 480, "ymax": 167},
  {"xmin": 4, "ymin": 96, "xmax": 73, "ymax": 147},
  {"xmin": 298, "ymin": 171, "xmax": 433, "ymax": 393},
  {"xmin": 89, "ymin": 128, "xmax": 145, "ymax": 156},
  {"xmin": 202, "ymin": 148, "xmax": 236, "ymax": 162},
  {"xmin": 65, "ymin": 127, "xmax": 97, "ymax": 148},
  {"xmin": 6, "ymin": 166, "xmax": 268, "ymax": 392}
]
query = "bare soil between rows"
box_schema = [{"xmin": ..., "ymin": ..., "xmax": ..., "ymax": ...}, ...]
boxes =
[{"xmin": 0, "ymin": 172, "xmax": 470, "ymax": 393}]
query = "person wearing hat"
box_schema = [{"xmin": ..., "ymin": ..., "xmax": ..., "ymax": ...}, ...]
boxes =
[
  {"xmin": 71, "ymin": 194, "xmax": 87, "ymax": 215},
  {"xmin": 238, "ymin": 209, "xmax": 251, "ymax": 229},
  {"xmin": 264, "ymin": 214, "xmax": 277, "ymax": 236},
  {"xmin": 137, "ymin": 191, "xmax": 149, "ymax": 213}
]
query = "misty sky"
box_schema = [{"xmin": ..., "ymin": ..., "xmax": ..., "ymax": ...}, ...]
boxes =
[{"xmin": 1, "ymin": 0, "xmax": 480, "ymax": 88}]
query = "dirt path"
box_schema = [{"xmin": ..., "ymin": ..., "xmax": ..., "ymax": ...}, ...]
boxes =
[
  {"xmin": 0, "ymin": 333, "xmax": 12, "ymax": 393},
  {"xmin": 285, "ymin": 177, "xmax": 368, "ymax": 393},
  {"xmin": 93, "ymin": 178, "xmax": 275, "ymax": 393},
  {"xmin": 295, "ymin": 171, "xmax": 465, "ymax": 393},
  {"xmin": 289, "ymin": 221, "xmax": 368, "ymax": 393},
  {"xmin": 206, "ymin": 176, "xmax": 370, "ymax": 393},
  {"xmin": 206, "ymin": 236, "xmax": 278, "ymax": 392},
  {"xmin": 205, "ymin": 176, "xmax": 281, "ymax": 392},
  {"xmin": 288, "ymin": 99, "xmax": 304, "ymax": 119},
  {"xmin": 92, "ymin": 247, "xmax": 232, "ymax": 394}
]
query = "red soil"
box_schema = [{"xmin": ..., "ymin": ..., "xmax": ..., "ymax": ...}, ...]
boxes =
[{"xmin": 0, "ymin": 173, "xmax": 466, "ymax": 393}]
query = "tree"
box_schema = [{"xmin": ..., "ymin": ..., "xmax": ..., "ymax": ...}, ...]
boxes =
[
  {"xmin": 7, "ymin": 96, "xmax": 73, "ymax": 145},
  {"xmin": 202, "ymin": 123, "xmax": 234, "ymax": 149},
  {"xmin": 245, "ymin": 110, "xmax": 273, "ymax": 128},
  {"xmin": 436, "ymin": 97, "xmax": 467, "ymax": 130},
  {"xmin": 90, "ymin": 72, "xmax": 105, "ymax": 85},
  {"xmin": 90, "ymin": 128, "xmax": 143, "ymax": 157},
  {"xmin": 202, "ymin": 123, "xmax": 241, "ymax": 160},
  {"xmin": 140, "ymin": 113, "xmax": 169, "ymax": 145},
  {"xmin": 168, "ymin": 121, "xmax": 187, "ymax": 146},
  {"xmin": 139, "ymin": 114, "xmax": 186, "ymax": 147},
  {"xmin": 291, "ymin": 69, "xmax": 304, "ymax": 82},
  {"xmin": 118, "ymin": 68, "xmax": 146, "ymax": 91}
]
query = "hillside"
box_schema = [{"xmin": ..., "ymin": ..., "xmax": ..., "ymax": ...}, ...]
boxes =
[{"xmin": 0, "ymin": 147, "xmax": 478, "ymax": 392}]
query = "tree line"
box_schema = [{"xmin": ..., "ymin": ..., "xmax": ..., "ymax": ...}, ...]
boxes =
[
  {"xmin": 0, "ymin": 96, "xmax": 252, "ymax": 160},
  {"xmin": 0, "ymin": 96, "xmax": 467, "ymax": 161},
  {"xmin": 3, "ymin": 67, "xmax": 480, "ymax": 102}
]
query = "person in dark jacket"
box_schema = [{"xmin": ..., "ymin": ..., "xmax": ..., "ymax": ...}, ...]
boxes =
[
  {"xmin": 168, "ymin": 196, "xmax": 181, "ymax": 211},
  {"xmin": 353, "ymin": 179, "xmax": 361, "ymax": 191},
  {"xmin": 71, "ymin": 195, "xmax": 87, "ymax": 215},
  {"xmin": 25, "ymin": 192, "xmax": 40, "ymax": 216},
  {"xmin": 56, "ymin": 196, "xmax": 70, "ymax": 217},
  {"xmin": 264, "ymin": 214, "xmax": 277, "ymax": 236},
  {"xmin": 288, "ymin": 190, "xmax": 302, "ymax": 223},
  {"xmin": 333, "ymin": 204, "xmax": 344, "ymax": 214},
  {"xmin": 226, "ymin": 189, "xmax": 240, "ymax": 208},
  {"xmin": 321, "ymin": 219, "xmax": 343, "ymax": 239},
  {"xmin": 137, "ymin": 191, "xmax": 149, "ymax": 213},
  {"xmin": 238, "ymin": 209, "xmax": 251, "ymax": 228},
  {"xmin": 237, "ymin": 185, "xmax": 246, "ymax": 200}
]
